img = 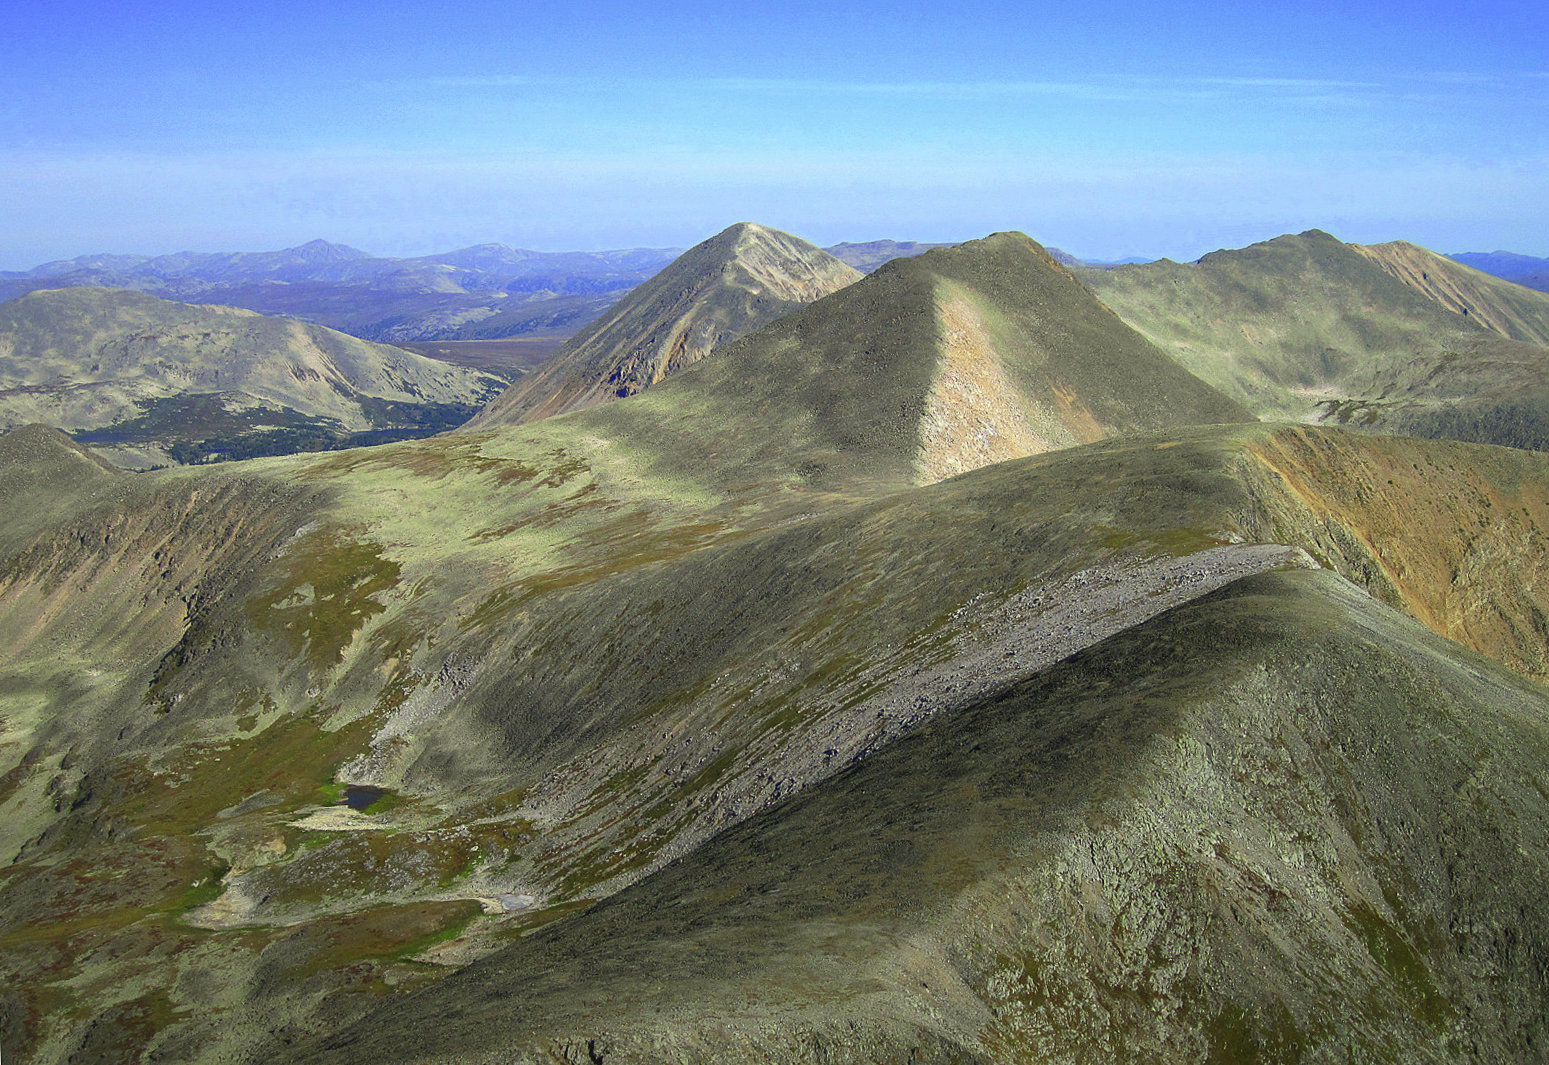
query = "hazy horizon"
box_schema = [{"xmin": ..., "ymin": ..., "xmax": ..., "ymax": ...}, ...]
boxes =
[{"xmin": 4, "ymin": 0, "xmax": 1546, "ymax": 270}]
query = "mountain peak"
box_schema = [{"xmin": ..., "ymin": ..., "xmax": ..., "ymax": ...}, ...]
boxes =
[
  {"xmin": 552, "ymin": 227, "xmax": 1251, "ymax": 492},
  {"xmin": 716, "ymin": 221, "xmax": 775, "ymax": 241},
  {"xmin": 289, "ymin": 238, "xmax": 372, "ymax": 261},
  {"xmin": 466, "ymin": 224, "xmax": 862, "ymax": 427}
]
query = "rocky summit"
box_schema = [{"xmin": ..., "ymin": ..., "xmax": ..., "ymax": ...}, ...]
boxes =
[{"xmin": 4, "ymin": 224, "xmax": 1549, "ymax": 1065}]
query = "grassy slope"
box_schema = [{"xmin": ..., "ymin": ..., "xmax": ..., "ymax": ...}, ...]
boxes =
[
  {"xmin": 0, "ymin": 287, "xmax": 503, "ymax": 464},
  {"xmin": 1354, "ymin": 240, "xmax": 1549, "ymax": 347},
  {"xmin": 8, "ymin": 416, "xmax": 1549, "ymax": 1061},
  {"xmin": 1081, "ymin": 230, "xmax": 1549, "ymax": 451},
  {"xmin": 295, "ymin": 567, "xmax": 1549, "ymax": 1065},
  {"xmin": 545, "ymin": 231, "xmax": 1250, "ymax": 496}
]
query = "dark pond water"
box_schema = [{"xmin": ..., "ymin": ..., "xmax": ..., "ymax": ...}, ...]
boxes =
[{"xmin": 342, "ymin": 785, "xmax": 387, "ymax": 811}]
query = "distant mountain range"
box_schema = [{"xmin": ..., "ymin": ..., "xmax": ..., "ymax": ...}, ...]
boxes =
[
  {"xmin": 0, "ymin": 237, "xmax": 1135, "ymax": 347},
  {"xmin": 0, "ymin": 239, "xmax": 687, "ymax": 344},
  {"xmin": 0, "ymin": 238, "xmax": 939, "ymax": 345},
  {"xmin": 1450, "ymin": 250, "xmax": 1549, "ymax": 293}
]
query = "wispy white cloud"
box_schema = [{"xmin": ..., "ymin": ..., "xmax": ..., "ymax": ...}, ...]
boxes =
[
  {"xmin": 1192, "ymin": 77, "xmax": 1382, "ymax": 89},
  {"xmin": 6, "ymin": 127, "xmax": 1547, "ymax": 267},
  {"xmin": 406, "ymin": 72, "xmax": 1400, "ymax": 104},
  {"xmin": 421, "ymin": 75, "xmax": 541, "ymax": 87},
  {"xmin": 1401, "ymin": 71, "xmax": 1505, "ymax": 84}
]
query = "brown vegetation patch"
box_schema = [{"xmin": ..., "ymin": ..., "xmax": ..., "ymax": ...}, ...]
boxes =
[
  {"xmin": 1244, "ymin": 426, "xmax": 1549, "ymax": 680},
  {"xmin": 278, "ymin": 899, "xmax": 483, "ymax": 979}
]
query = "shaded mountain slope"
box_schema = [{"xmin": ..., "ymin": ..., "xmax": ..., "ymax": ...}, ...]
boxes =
[
  {"xmin": 9, "ymin": 410, "xmax": 1549, "ymax": 1060},
  {"xmin": 1081, "ymin": 230, "xmax": 1549, "ymax": 450},
  {"xmin": 542, "ymin": 230, "xmax": 1251, "ymax": 491},
  {"xmin": 0, "ymin": 287, "xmax": 503, "ymax": 465},
  {"xmin": 466, "ymin": 223, "xmax": 862, "ymax": 427},
  {"xmin": 293, "ymin": 567, "xmax": 1549, "ymax": 1065}
]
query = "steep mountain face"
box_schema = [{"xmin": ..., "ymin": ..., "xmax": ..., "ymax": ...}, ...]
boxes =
[
  {"xmin": 542, "ymin": 230, "xmax": 1250, "ymax": 490},
  {"xmin": 1080, "ymin": 230, "xmax": 1549, "ymax": 451},
  {"xmin": 466, "ymin": 223, "xmax": 863, "ymax": 427},
  {"xmin": 1354, "ymin": 240, "xmax": 1549, "ymax": 346},
  {"xmin": 0, "ymin": 288, "xmax": 503, "ymax": 466}
]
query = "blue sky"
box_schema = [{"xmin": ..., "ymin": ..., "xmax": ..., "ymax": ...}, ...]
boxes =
[{"xmin": 2, "ymin": 0, "xmax": 1546, "ymax": 268}]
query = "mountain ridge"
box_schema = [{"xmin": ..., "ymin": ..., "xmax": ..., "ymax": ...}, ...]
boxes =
[
  {"xmin": 0, "ymin": 240, "xmax": 688, "ymax": 345},
  {"xmin": 0, "ymin": 287, "xmax": 504, "ymax": 466},
  {"xmin": 1079, "ymin": 229, "xmax": 1549, "ymax": 450},
  {"xmin": 534, "ymin": 229, "xmax": 1251, "ymax": 493},
  {"xmin": 9, "ymin": 223, "xmax": 1549, "ymax": 1064}
]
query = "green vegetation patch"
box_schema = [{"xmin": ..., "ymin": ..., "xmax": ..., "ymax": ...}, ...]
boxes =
[
  {"xmin": 1205, "ymin": 1001, "xmax": 1309, "ymax": 1065},
  {"xmin": 304, "ymin": 433, "xmax": 541, "ymax": 485},
  {"xmin": 114, "ymin": 711, "xmax": 379, "ymax": 836},
  {"xmin": 1343, "ymin": 900, "xmax": 1453, "ymax": 1026},
  {"xmin": 247, "ymin": 525, "xmax": 401, "ymax": 671},
  {"xmin": 257, "ymin": 824, "xmax": 484, "ymax": 906},
  {"xmin": 495, "ymin": 898, "xmax": 596, "ymax": 939}
]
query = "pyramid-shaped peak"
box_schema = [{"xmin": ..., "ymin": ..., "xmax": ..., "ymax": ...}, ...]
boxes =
[
  {"xmin": 552, "ymin": 226, "xmax": 1251, "ymax": 491},
  {"xmin": 464, "ymin": 225, "xmax": 861, "ymax": 428},
  {"xmin": 693, "ymin": 222, "xmax": 838, "ymax": 265},
  {"xmin": 865, "ymin": 230, "xmax": 1074, "ymax": 285}
]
